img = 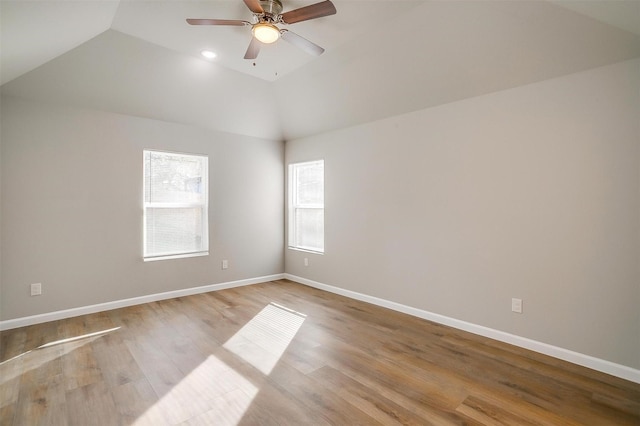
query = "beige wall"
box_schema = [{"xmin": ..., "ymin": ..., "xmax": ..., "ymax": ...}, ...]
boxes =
[
  {"xmin": 0, "ymin": 97, "xmax": 284, "ymax": 320},
  {"xmin": 285, "ymin": 59, "xmax": 640, "ymax": 369}
]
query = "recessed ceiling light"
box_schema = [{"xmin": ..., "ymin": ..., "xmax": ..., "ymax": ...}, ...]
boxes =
[{"xmin": 200, "ymin": 50, "xmax": 217, "ymax": 59}]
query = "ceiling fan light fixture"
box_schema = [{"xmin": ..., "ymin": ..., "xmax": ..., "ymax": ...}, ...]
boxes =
[{"xmin": 252, "ymin": 23, "xmax": 280, "ymax": 44}]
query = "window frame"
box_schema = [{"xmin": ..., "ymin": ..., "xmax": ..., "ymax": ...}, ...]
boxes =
[
  {"xmin": 288, "ymin": 159, "xmax": 325, "ymax": 254},
  {"xmin": 143, "ymin": 149, "xmax": 209, "ymax": 261}
]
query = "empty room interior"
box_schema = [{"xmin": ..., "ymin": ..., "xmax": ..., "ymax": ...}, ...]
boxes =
[{"xmin": 1, "ymin": 0, "xmax": 639, "ymax": 424}]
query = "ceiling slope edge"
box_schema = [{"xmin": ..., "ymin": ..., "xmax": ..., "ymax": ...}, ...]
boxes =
[
  {"xmin": 0, "ymin": 0, "xmax": 121, "ymax": 86},
  {"xmin": 549, "ymin": 0, "xmax": 640, "ymax": 37},
  {"xmin": 274, "ymin": 0, "xmax": 640, "ymax": 141},
  {"xmin": 1, "ymin": 29, "xmax": 283, "ymax": 141}
]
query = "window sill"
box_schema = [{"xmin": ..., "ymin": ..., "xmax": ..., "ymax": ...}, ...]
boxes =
[
  {"xmin": 287, "ymin": 247, "xmax": 324, "ymax": 255},
  {"xmin": 144, "ymin": 252, "xmax": 209, "ymax": 262}
]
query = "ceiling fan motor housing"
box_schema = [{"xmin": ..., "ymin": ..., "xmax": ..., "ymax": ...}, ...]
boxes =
[{"xmin": 259, "ymin": 0, "xmax": 283, "ymax": 18}]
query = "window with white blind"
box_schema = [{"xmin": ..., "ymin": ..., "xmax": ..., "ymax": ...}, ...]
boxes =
[
  {"xmin": 288, "ymin": 160, "xmax": 324, "ymax": 253},
  {"xmin": 143, "ymin": 150, "xmax": 209, "ymax": 260}
]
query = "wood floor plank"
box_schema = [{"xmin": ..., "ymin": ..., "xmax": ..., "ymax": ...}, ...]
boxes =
[
  {"xmin": 123, "ymin": 336, "xmax": 187, "ymax": 397},
  {"xmin": 1, "ymin": 279, "xmax": 638, "ymax": 425},
  {"xmin": 376, "ymin": 330, "xmax": 632, "ymax": 425},
  {"xmin": 14, "ymin": 355, "xmax": 66, "ymax": 426},
  {"xmin": 592, "ymin": 389, "xmax": 640, "ymax": 417},
  {"xmin": 65, "ymin": 381, "xmax": 118, "ymax": 426},
  {"xmin": 439, "ymin": 329, "xmax": 640, "ymax": 415},
  {"xmin": 90, "ymin": 332, "xmax": 145, "ymax": 388},
  {"xmin": 0, "ymin": 357, "xmax": 23, "ymax": 410},
  {"xmin": 0, "ymin": 403, "xmax": 16, "ymax": 426},
  {"xmin": 456, "ymin": 395, "xmax": 547, "ymax": 426},
  {"xmin": 309, "ymin": 364, "xmax": 439, "ymax": 425},
  {"xmin": 182, "ymin": 388, "xmax": 270, "ymax": 426},
  {"xmin": 267, "ymin": 361, "xmax": 384, "ymax": 425},
  {"xmin": 110, "ymin": 377, "xmax": 169, "ymax": 426},
  {"xmin": 239, "ymin": 380, "xmax": 331, "ymax": 426},
  {"xmin": 308, "ymin": 341, "xmax": 476, "ymax": 425},
  {"xmin": 0, "ymin": 329, "xmax": 26, "ymax": 364}
]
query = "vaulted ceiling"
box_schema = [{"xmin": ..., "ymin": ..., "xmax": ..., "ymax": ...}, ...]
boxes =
[{"xmin": 2, "ymin": 0, "xmax": 639, "ymax": 141}]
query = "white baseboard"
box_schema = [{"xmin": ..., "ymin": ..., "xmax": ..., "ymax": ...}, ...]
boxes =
[
  {"xmin": 4, "ymin": 272, "xmax": 638, "ymax": 384},
  {"xmin": 0, "ymin": 274, "xmax": 285, "ymax": 331},
  {"xmin": 284, "ymin": 273, "xmax": 640, "ymax": 384}
]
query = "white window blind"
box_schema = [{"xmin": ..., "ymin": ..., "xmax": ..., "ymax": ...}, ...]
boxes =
[
  {"xmin": 143, "ymin": 150, "xmax": 209, "ymax": 260},
  {"xmin": 288, "ymin": 160, "xmax": 324, "ymax": 253}
]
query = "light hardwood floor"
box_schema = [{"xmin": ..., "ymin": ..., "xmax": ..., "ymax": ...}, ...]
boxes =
[{"xmin": 1, "ymin": 279, "xmax": 639, "ymax": 425}]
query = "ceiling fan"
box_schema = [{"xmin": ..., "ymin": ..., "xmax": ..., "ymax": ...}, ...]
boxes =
[{"xmin": 187, "ymin": 0, "xmax": 337, "ymax": 60}]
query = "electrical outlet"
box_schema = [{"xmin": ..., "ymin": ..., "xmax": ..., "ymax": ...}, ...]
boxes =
[
  {"xmin": 511, "ymin": 298, "xmax": 523, "ymax": 313},
  {"xmin": 304, "ymin": 257, "xmax": 309, "ymax": 267},
  {"xmin": 31, "ymin": 283, "xmax": 42, "ymax": 296},
  {"xmin": 222, "ymin": 259, "xmax": 228, "ymax": 270}
]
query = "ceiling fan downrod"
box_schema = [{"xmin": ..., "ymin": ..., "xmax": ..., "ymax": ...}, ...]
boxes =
[{"xmin": 257, "ymin": 0, "xmax": 283, "ymax": 20}]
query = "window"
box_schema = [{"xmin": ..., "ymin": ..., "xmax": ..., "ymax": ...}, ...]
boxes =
[
  {"xmin": 143, "ymin": 150, "xmax": 209, "ymax": 260},
  {"xmin": 288, "ymin": 160, "xmax": 324, "ymax": 253}
]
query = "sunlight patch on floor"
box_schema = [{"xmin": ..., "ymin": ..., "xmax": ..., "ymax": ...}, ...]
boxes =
[
  {"xmin": 39, "ymin": 326, "xmax": 121, "ymax": 349},
  {"xmin": 133, "ymin": 355, "xmax": 258, "ymax": 425},
  {"xmin": 133, "ymin": 302, "xmax": 306, "ymax": 424},
  {"xmin": 0, "ymin": 327, "xmax": 121, "ymax": 384},
  {"xmin": 223, "ymin": 302, "xmax": 307, "ymax": 375}
]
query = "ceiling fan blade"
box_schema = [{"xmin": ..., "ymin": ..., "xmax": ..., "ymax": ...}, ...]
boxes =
[
  {"xmin": 244, "ymin": 37, "xmax": 261, "ymax": 59},
  {"xmin": 243, "ymin": 0, "xmax": 264, "ymax": 14},
  {"xmin": 280, "ymin": 0, "xmax": 336, "ymax": 24},
  {"xmin": 187, "ymin": 18, "xmax": 250, "ymax": 26},
  {"xmin": 281, "ymin": 30, "xmax": 324, "ymax": 56}
]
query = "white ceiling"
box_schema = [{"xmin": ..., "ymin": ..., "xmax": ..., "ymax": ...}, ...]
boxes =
[
  {"xmin": 112, "ymin": 0, "xmax": 425, "ymax": 82},
  {"xmin": 1, "ymin": 0, "xmax": 639, "ymax": 140},
  {"xmin": 0, "ymin": 0, "xmax": 426, "ymax": 85}
]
